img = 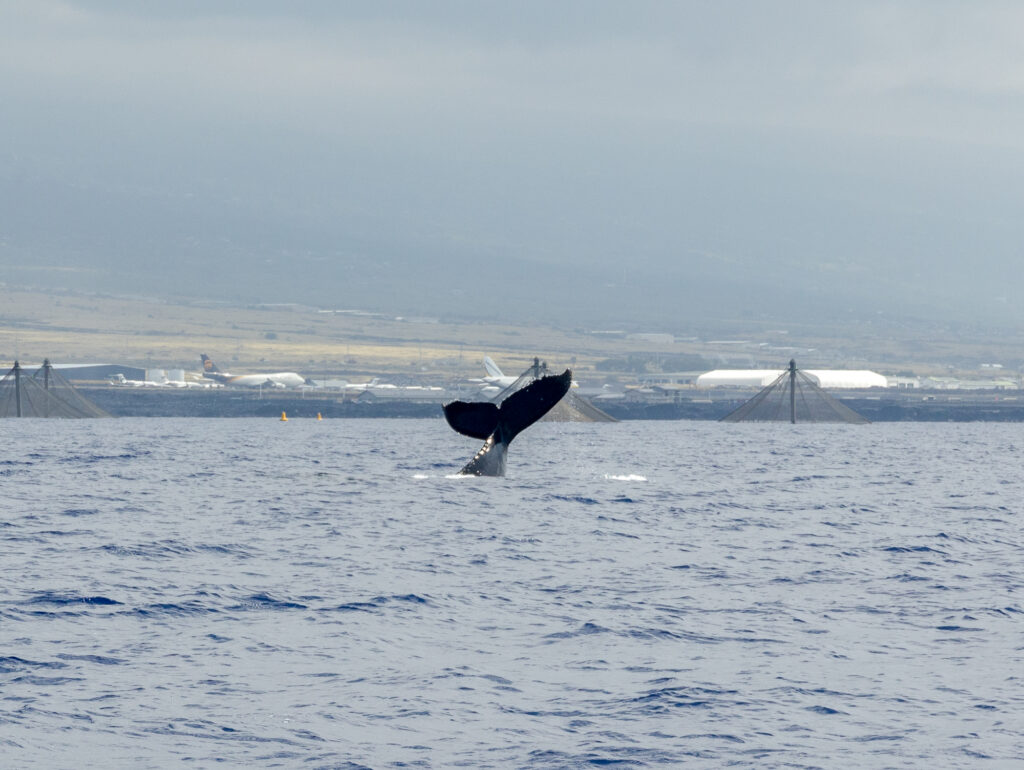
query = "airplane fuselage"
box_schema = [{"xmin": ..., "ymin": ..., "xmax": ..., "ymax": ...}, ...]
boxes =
[
  {"xmin": 203, "ymin": 372, "xmax": 306, "ymax": 388},
  {"xmin": 199, "ymin": 354, "xmax": 307, "ymax": 389}
]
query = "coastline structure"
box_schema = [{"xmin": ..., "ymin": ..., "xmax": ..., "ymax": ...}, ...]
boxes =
[
  {"xmin": 0, "ymin": 360, "xmax": 111, "ymax": 418},
  {"xmin": 720, "ymin": 360, "xmax": 870, "ymax": 424}
]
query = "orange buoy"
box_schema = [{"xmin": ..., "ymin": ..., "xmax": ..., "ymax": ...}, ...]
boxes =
[{"xmin": 280, "ymin": 411, "xmax": 288, "ymax": 421}]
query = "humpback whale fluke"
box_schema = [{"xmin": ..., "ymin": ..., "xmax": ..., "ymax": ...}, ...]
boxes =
[{"xmin": 444, "ymin": 369, "xmax": 572, "ymax": 476}]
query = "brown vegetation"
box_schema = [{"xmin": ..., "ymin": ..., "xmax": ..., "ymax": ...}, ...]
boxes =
[{"xmin": 2, "ymin": 286, "xmax": 1021, "ymax": 381}]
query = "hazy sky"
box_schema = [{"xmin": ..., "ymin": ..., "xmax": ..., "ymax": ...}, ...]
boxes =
[{"xmin": 3, "ymin": 1, "xmax": 1024, "ymax": 329}]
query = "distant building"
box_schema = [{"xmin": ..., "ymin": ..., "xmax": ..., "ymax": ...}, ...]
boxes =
[
  {"xmin": 697, "ymin": 369, "xmax": 888, "ymax": 389},
  {"xmin": 697, "ymin": 370, "xmax": 782, "ymax": 388},
  {"xmin": 637, "ymin": 371, "xmax": 703, "ymax": 386},
  {"xmin": 805, "ymin": 370, "xmax": 889, "ymax": 389},
  {"xmin": 888, "ymin": 376, "xmax": 921, "ymax": 389},
  {"xmin": 921, "ymin": 376, "xmax": 1019, "ymax": 391},
  {"xmin": 356, "ymin": 386, "xmax": 450, "ymax": 404},
  {"xmin": 623, "ymin": 386, "xmax": 676, "ymax": 404},
  {"xmin": 47, "ymin": 363, "xmax": 147, "ymax": 382}
]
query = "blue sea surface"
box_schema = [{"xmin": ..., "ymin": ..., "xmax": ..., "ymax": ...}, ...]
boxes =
[{"xmin": 1, "ymin": 418, "xmax": 1022, "ymax": 768}]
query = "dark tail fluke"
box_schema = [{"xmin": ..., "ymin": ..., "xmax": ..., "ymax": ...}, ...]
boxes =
[
  {"xmin": 495, "ymin": 369, "xmax": 572, "ymax": 443},
  {"xmin": 443, "ymin": 401, "xmax": 499, "ymax": 440},
  {"xmin": 444, "ymin": 369, "xmax": 572, "ymax": 476}
]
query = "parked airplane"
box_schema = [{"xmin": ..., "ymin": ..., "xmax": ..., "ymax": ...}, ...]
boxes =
[
  {"xmin": 468, "ymin": 356, "xmax": 519, "ymax": 397},
  {"xmin": 200, "ymin": 355, "xmax": 311, "ymax": 389},
  {"xmin": 343, "ymin": 377, "xmax": 382, "ymax": 392},
  {"xmin": 108, "ymin": 373, "xmax": 168, "ymax": 387},
  {"xmin": 482, "ymin": 356, "xmax": 519, "ymax": 388}
]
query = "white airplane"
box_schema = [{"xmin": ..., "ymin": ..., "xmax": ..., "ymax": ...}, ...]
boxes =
[
  {"xmin": 346, "ymin": 377, "xmax": 382, "ymax": 390},
  {"xmin": 165, "ymin": 377, "xmax": 220, "ymax": 389},
  {"xmin": 200, "ymin": 354, "xmax": 311, "ymax": 389},
  {"xmin": 338, "ymin": 377, "xmax": 382, "ymax": 395},
  {"xmin": 468, "ymin": 356, "xmax": 519, "ymax": 398},
  {"xmin": 107, "ymin": 373, "xmax": 168, "ymax": 387},
  {"xmin": 482, "ymin": 356, "xmax": 519, "ymax": 387}
]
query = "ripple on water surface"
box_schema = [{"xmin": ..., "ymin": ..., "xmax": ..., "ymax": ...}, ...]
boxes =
[{"xmin": 0, "ymin": 419, "xmax": 1022, "ymax": 766}]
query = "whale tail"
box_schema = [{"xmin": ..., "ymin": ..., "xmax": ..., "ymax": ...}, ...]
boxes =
[{"xmin": 444, "ymin": 369, "xmax": 572, "ymax": 476}]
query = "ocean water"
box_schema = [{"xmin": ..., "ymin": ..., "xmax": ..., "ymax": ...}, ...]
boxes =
[{"xmin": 1, "ymin": 417, "xmax": 1022, "ymax": 768}]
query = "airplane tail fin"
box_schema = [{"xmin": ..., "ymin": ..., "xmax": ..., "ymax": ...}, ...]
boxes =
[
  {"xmin": 483, "ymin": 356, "xmax": 504, "ymax": 379},
  {"xmin": 200, "ymin": 354, "xmax": 221, "ymax": 374}
]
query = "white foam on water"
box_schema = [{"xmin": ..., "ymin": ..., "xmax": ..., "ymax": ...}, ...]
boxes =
[{"xmin": 604, "ymin": 473, "xmax": 647, "ymax": 481}]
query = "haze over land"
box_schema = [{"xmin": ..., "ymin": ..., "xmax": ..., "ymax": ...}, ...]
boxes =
[{"xmin": 2, "ymin": 2, "xmax": 1024, "ymax": 338}]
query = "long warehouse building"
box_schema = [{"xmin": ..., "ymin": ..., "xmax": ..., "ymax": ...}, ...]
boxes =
[{"xmin": 697, "ymin": 369, "xmax": 889, "ymax": 389}]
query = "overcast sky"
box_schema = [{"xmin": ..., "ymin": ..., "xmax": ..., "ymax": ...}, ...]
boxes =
[{"xmin": 3, "ymin": 1, "xmax": 1024, "ymax": 329}]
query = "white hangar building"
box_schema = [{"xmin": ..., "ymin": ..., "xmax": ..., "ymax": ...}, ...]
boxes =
[{"xmin": 697, "ymin": 369, "xmax": 888, "ymax": 389}]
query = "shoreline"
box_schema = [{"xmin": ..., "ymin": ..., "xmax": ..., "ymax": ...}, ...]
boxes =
[{"xmin": 69, "ymin": 386, "xmax": 1024, "ymax": 422}]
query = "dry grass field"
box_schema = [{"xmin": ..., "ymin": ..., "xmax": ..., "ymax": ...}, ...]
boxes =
[
  {"xmin": 0, "ymin": 287, "xmax": 636, "ymax": 381},
  {"xmin": 2, "ymin": 286, "xmax": 1022, "ymax": 382}
]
